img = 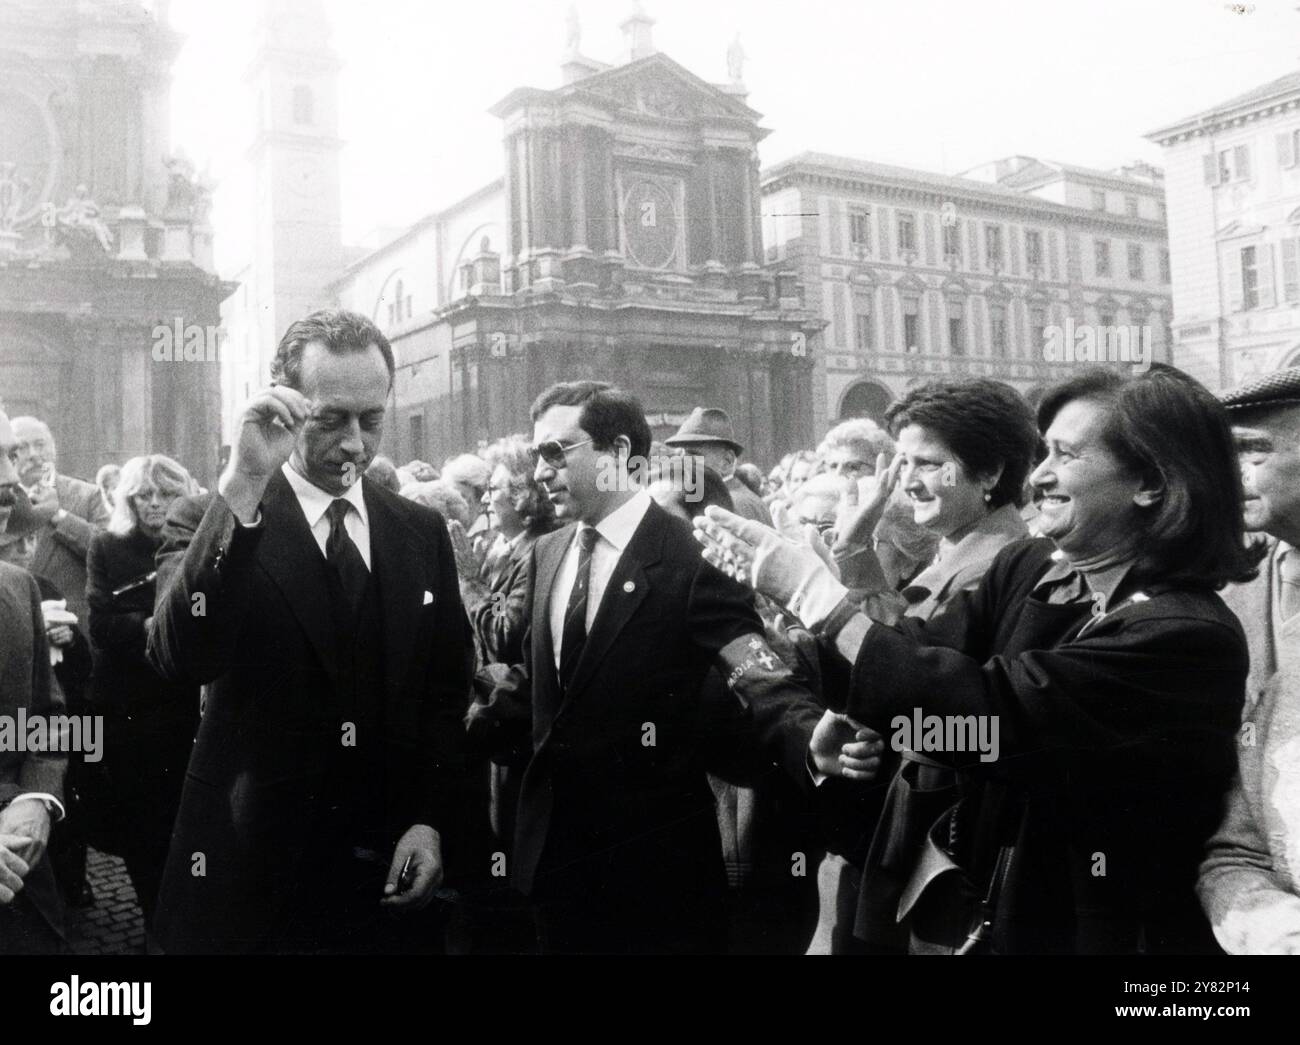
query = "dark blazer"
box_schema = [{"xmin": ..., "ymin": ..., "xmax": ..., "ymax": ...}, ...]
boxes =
[
  {"xmin": 473, "ymin": 499, "xmax": 822, "ymax": 942},
  {"xmin": 846, "ymin": 537, "xmax": 1248, "ymax": 954},
  {"xmin": 145, "ymin": 470, "xmax": 474, "ymax": 953},
  {"xmin": 470, "ymin": 529, "xmax": 544, "ymax": 668},
  {"xmin": 85, "ymin": 528, "xmax": 198, "ymax": 865},
  {"xmin": 0, "ymin": 561, "xmax": 66, "ymax": 951},
  {"xmin": 27, "ymin": 474, "xmax": 108, "ymax": 629}
]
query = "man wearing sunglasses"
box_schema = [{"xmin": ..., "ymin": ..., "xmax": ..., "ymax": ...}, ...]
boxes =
[{"xmin": 468, "ymin": 380, "xmax": 865, "ymax": 954}]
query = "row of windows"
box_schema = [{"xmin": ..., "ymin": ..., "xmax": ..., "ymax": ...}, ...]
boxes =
[
  {"xmin": 1093, "ymin": 240, "xmax": 1170, "ymax": 282},
  {"xmin": 1205, "ymin": 132, "xmax": 1300, "ymax": 189},
  {"xmin": 843, "ymin": 208, "xmax": 1167, "ymax": 284},
  {"xmin": 848, "ymin": 208, "xmax": 1042, "ymax": 272},
  {"xmin": 1090, "ymin": 189, "xmax": 1149, "ymax": 218},
  {"xmin": 843, "ymin": 292, "xmax": 1164, "ymax": 356}
]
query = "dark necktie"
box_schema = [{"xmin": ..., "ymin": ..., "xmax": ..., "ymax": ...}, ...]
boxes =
[
  {"xmin": 326, "ymin": 499, "xmax": 368, "ymax": 619},
  {"xmin": 558, "ymin": 526, "xmax": 599, "ymax": 692}
]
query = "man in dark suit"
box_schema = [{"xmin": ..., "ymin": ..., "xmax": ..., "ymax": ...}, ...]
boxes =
[
  {"xmin": 6, "ymin": 416, "xmax": 108, "ymax": 628},
  {"xmin": 0, "ymin": 405, "xmax": 69, "ymax": 955},
  {"xmin": 147, "ymin": 309, "xmax": 474, "ymax": 954},
  {"xmin": 470, "ymin": 381, "xmax": 865, "ymax": 954}
]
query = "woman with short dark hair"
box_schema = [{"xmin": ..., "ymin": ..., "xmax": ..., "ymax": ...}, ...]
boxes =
[{"xmin": 696, "ymin": 364, "xmax": 1258, "ymax": 953}]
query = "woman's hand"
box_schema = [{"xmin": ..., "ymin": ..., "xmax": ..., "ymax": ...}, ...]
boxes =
[
  {"xmin": 834, "ymin": 451, "xmax": 902, "ymax": 551},
  {"xmin": 693, "ymin": 506, "xmax": 849, "ymax": 629},
  {"xmin": 446, "ymin": 519, "xmax": 482, "ymax": 583}
]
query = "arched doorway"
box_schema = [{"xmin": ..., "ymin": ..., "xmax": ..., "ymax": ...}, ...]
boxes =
[{"xmin": 838, "ymin": 380, "xmax": 893, "ymax": 427}]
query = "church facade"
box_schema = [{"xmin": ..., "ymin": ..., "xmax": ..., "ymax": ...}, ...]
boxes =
[
  {"xmin": 235, "ymin": 4, "xmax": 821, "ymax": 470},
  {"xmin": 0, "ymin": 0, "xmax": 232, "ymax": 485}
]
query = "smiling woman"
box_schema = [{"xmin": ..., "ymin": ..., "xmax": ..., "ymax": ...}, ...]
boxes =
[{"xmin": 695, "ymin": 364, "xmax": 1264, "ymax": 954}]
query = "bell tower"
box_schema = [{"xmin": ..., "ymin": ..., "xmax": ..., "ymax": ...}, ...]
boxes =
[{"xmin": 228, "ymin": 0, "xmax": 342, "ymax": 414}]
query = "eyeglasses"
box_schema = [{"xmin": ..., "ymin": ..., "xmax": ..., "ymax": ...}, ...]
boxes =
[
  {"xmin": 799, "ymin": 516, "xmax": 838, "ymax": 537},
  {"xmin": 531, "ymin": 437, "xmax": 593, "ymax": 469}
]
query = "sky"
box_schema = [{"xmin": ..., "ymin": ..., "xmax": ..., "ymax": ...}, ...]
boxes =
[{"xmin": 161, "ymin": 0, "xmax": 1300, "ymax": 274}]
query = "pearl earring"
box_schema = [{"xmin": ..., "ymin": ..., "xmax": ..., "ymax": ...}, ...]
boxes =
[{"xmin": 983, "ymin": 491, "xmax": 993, "ymax": 503}]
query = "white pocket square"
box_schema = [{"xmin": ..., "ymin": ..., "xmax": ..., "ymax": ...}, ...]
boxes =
[{"xmin": 422, "ymin": 590, "xmax": 434, "ymax": 605}]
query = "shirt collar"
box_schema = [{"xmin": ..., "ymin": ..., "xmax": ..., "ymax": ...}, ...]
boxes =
[
  {"xmin": 584, "ymin": 488, "xmax": 652, "ymax": 553},
  {"xmin": 281, "ymin": 461, "xmax": 368, "ymax": 530},
  {"xmin": 1037, "ymin": 546, "xmax": 1138, "ymax": 607}
]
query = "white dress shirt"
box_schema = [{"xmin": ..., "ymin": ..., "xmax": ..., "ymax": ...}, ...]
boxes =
[
  {"xmin": 549, "ymin": 489, "xmax": 652, "ymax": 672},
  {"xmin": 280, "ymin": 462, "xmax": 372, "ymax": 569}
]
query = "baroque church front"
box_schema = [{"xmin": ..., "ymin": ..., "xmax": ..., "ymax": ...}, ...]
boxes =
[{"xmin": 223, "ymin": 2, "xmax": 822, "ymax": 469}]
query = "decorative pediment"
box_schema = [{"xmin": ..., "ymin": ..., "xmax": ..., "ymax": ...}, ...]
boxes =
[
  {"xmin": 575, "ymin": 53, "xmax": 757, "ymax": 122},
  {"xmin": 894, "ymin": 271, "xmax": 927, "ymax": 295},
  {"xmin": 941, "ymin": 275, "xmax": 970, "ymax": 297},
  {"xmin": 1216, "ymin": 220, "xmax": 1266, "ymax": 241},
  {"xmin": 984, "ymin": 281, "xmax": 1011, "ymax": 302}
]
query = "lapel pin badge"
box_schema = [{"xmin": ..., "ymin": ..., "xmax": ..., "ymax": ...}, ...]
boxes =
[{"xmin": 623, "ymin": 580, "xmax": 635, "ymax": 593}]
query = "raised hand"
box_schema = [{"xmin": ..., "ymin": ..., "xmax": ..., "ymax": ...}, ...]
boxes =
[
  {"xmin": 693, "ymin": 505, "xmax": 830, "ymax": 603},
  {"xmin": 227, "ymin": 386, "xmax": 311, "ymax": 480},
  {"xmin": 219, "ymin": 386, "xmax": 311, "ymax": 522},
  {"xmin": 834, "ymin": 451, "xmax": 902, "ymax": 551}
]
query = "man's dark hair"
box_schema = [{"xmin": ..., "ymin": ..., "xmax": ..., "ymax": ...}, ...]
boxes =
[
  {"xmin": 1037, "ymin": 364, "xmax": 1262, "ymax": 590},
  {"xmin": 885, "ymin": 378, "xmax": 1039, "ymax": 509},
  {"xmin": 271, "ymin": 309, "xmax": 395, "ymax": 389},
  {"xmin": 530, "ymin": 381, "xmax": 652, "ymax": 461}
]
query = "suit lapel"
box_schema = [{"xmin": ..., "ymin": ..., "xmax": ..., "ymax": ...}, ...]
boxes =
[
  {"xmin": 560, "ymin": 500, "xmax": 664, "ymax": 704},
  {"xmin": 256, "ymin": 470, "xmax": 341, "ymax": 680},
  {"xmin": 365, "ymin": 480, "xmax": 425, "ymax": 692}
]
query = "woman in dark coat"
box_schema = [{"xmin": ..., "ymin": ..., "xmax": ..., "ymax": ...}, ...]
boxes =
[
  {"xmin": 85, "ymin": 454, "xmax": 201, "ymax": 925},
  {"xmin": 696, "ymin": 365, "xmax": 1261, "ymax": 954}
]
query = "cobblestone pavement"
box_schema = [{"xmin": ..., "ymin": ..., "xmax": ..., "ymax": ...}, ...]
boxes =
[{"xmin": 65, "ymin": 848, "xmax": 146, "ymax": 956}]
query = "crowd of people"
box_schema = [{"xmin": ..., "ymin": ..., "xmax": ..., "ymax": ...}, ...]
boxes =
[{"xmin": 1, "ymin": 304, "xmax": 1298, "ymax": 955}]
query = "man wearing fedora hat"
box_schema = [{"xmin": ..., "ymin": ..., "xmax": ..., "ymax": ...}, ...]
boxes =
[
  {"xmin": 665, "ymin": 408, "xmax": 771, "ymax": 526},
  {"xmin": 1199, "ymin": 366, "xmax": 1300, "ymax": 953}
]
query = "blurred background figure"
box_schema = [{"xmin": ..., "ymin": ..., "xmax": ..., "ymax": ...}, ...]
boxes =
[
  {"xmin": 782, "ymin": 473, "xmax": 843, "ymax": 548},
  {"xmin": 469, "ymin": 435, "xmax": 559, "ymax": 663},
  {"xmin": 665, "ymin": 407, "xmax": 771, "ymax": 526},
  {"xmin": 442, "ymin": 452, "xmax": 492, "ymax": 542},
  {"xmin": 95, "ymin": 463, "xmax": 122, "ymax": 517},
  {"xmin": 459, "ymin": 436, "xmax": 560, "ymax": 954},
  {"xmin": 84, "ymin": 454, "xmax": 202, "ymax": 933},
  {"xmin": 734, "ymin": 463, "xmax": 766, "ymax": 500},
  {"xmin": 402, "ymin": 459, "xmax": 439, "ymax": 482},
  {"xmin": 7, "ymin": 416, "xmax": 107, "ymax": 629},
  {"xmin": 364, "ymin": 455, "xmax": 402, "ymax": 494},
  {"xmin": 816, "ymin": 418, "xmax": 894, "ymax": 482},
  {"xmin": 401, "ymin": 478, "xmax": 472, "ymax": 530},
  {"xmin": 782, "ymin": 450, "xmax": 819, "ymax": 502}
]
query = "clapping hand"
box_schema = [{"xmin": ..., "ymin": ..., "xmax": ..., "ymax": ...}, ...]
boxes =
[
  {"xmin": 834, "ymin": 452, "xmax": 902, "ymax": 551},
  {"xmin": 693, "ymin": 505, "xmax": 839, "ymax": 609}
]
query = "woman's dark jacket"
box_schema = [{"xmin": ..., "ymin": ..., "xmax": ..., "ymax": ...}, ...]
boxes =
[{"xmin": 844, "ymin": 538, "xmax": 1247, "ymax": 955}]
